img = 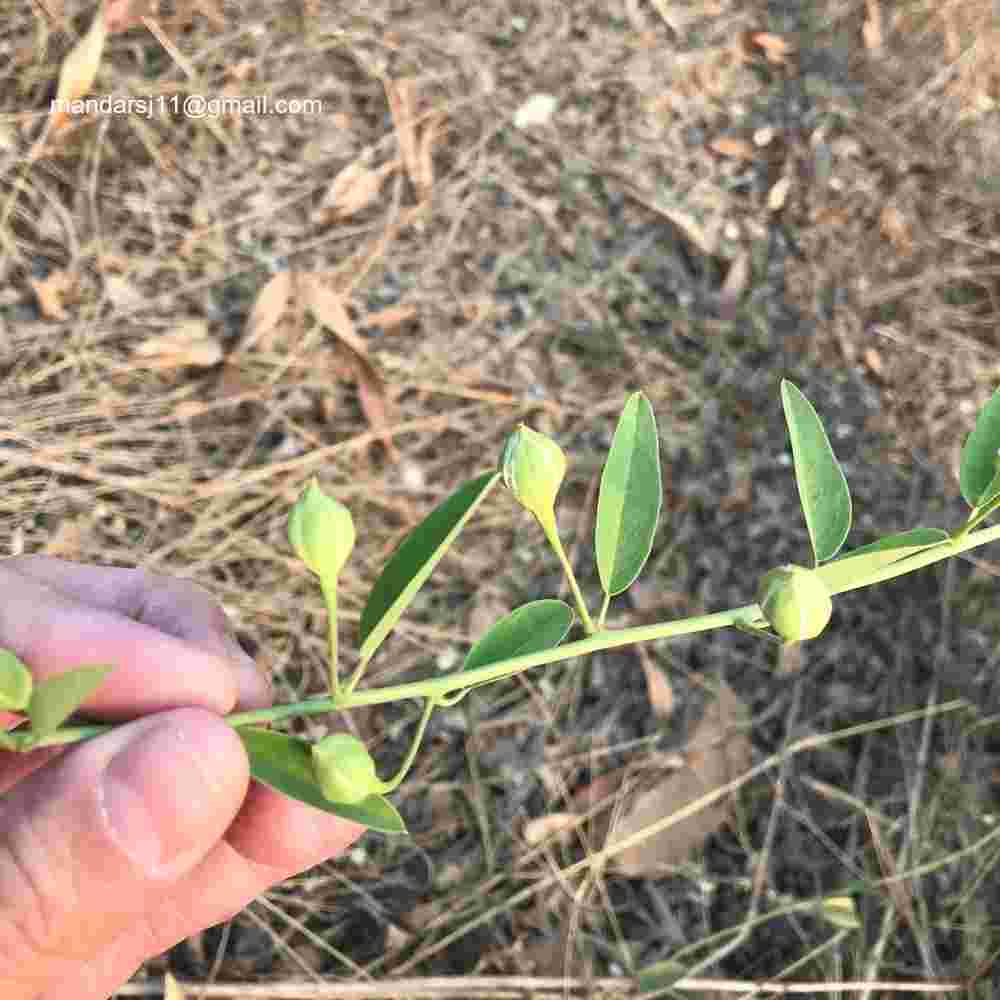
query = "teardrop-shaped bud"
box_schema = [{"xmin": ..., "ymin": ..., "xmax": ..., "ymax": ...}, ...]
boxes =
[
  {"xmin": 288, "ymin": 478, "xmax": 355, "ymax": 579},
  {"xmin": 757, "ymin": 564, "xmax": 833, "ymax": 642},
  {"xmin": 311, "ymin": 732, "xmax": 386, "ymax": 804},
  {"xmin": 499, "ymin": 424, "xmax": 567, "ymax": 522}
]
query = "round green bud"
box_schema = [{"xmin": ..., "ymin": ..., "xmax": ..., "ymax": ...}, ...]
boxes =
[
  {"xmin": 311, "ymin": 733, "xmax": 385, "ymax": 804},
  {"xmin": 288, "ymin": 478, "xmax": 355, "ymax": 579},
  {"xmin": 499, "ymin": 424, "xmax": 567, "ymax": 522},
  {"xmin": 757, "ymin": 564, "xmax": 833, "ymax": 642}
]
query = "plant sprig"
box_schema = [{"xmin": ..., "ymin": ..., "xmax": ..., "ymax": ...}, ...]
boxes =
[{"xmin": 4, "ymin": 380, "xmax": 1000, "ymax": 838}]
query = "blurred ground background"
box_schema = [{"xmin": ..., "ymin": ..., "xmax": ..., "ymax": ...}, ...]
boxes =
[{"xmin": 3, "ymin": 0, "xmax": 1000, "ymax": 995}]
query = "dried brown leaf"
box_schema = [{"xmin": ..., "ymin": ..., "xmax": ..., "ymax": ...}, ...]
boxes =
[
  {"xmin": 608, "ymin": 680, "xmax": 752, "ymax": 876},
  {"xmin": 362, "ymin": 303, "xmax": 418, "ymax": 332},
  {"xmin": 570, "ymin": 765, "xmax": 633, "ymax": 812},
  {"xmin": 133, "ymin": 319, "xmax": 223, "ymax": 368},
  {"xmin": 658, "ymin": 205, "xmax": 715, "ymax": 256},
  {"xmin": 29, "ymin": 269, "xmax": 75, "ymax": 319},
  {"xmin": 750, "ymin": 31, "xmax": 792, "ymax": 62},
  {"xmin": 862, "ymin": 347, "xmax": 884, "ymax": 378},
  {"xmin": 880, "ymin": 203, "xmax": 913, "ymax": 253},
  {"xmin": 51, "ymin": 3, "xmax": 107, "ymax": 131},
  {"xmin": 102, "ymin": 274, "xmax": 143, "ymax": 310},
  {"xmin": 638, "ymin": 647, "xmax": 675, "ymax": 720},
  {"xmin": 43, "ymin": 516, "xmax": 86, "ymax": 557},
  {"xmin": 709, "ymin": 136, "xmax": 758, "ymax": 160},
  {"xmin": 105, "ymin": 0, "xmax": 151, "ymax": 33},
  {"xmin": 301, "ymin": 274, "xmax": 371, "ymax": 358},
  {"xmin": 241, "ymin": 270, "xmax": 292, "ymax": 352},
  {"xmin": 523, "ymin": 813, "xmax": 578, "ymax": 846},
  {"xmin": 767, "ymin": 175, "xmax": 792, "ymax": 212},
  {"xmin": 324, "ymin": 159, "xmax": 397, "ymax": 220},
  {"xmin": 385, "ymin": 78, "xmax": 420, "ymax": 197},
  {"xmin": 415, "ymin": 111, "xmax": 445, "ymax": 201},
  {"xmin": 163, "ymin": 0, "xmax": 225, "ymax": 31},
  {"xmin": 863, "ymin": 0, "xmax": 883, "ymax": 51},
  {"xmin": 302, "ymin": 274, "xmax": 398, "ymax": 458},
  {"xmin": 356, "ymin": 359, "xmax": 398, "ymax": 461}
]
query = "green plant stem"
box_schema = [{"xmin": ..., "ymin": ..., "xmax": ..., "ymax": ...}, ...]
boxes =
[
  {"xmin": 597, "ymin": 591, "xmax": 611, "ymax": 630},
  {"xmin": 15, "ymin": 520, "xmax": 1000, "ymax": 752},
  {"xmin": 321, "ymin": 575, "xmax": 340, "ymax": 696},
  {"xmin": 952, "ymin": 499, "xmax": 1000, "ymax": 543},
  {"xmin": 826, "ymin": 520, "xmax": 1000, "ymax": 595},
  {"xmin": 380, "ymin": 697, "xmax": 436, "ymax": 793},
  {"xmin": 538, "ymin": 511, "xmax": 596, "ymax": 634},
  {"xmin": 344, "ymin": 656, "xmax": 368, "ymax": 695}
]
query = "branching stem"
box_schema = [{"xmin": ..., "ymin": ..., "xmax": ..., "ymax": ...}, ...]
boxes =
[{"xmin": 13, "ymin": 521, "xmax": 1000, "ymax": 752}]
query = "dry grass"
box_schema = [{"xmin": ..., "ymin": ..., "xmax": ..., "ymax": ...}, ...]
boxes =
[{"xmin": 3, "ymin": 0, "xmax": 1000, "ymax": 994}]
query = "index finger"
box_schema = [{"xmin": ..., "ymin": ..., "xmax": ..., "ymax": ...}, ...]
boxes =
[
  {"xmin": 7, "ymin": 555, "xmax": 272, "ymax": 711},
  {"xmin": 0, "ymin": 559, "xmax": 242, "ymax": 720}
]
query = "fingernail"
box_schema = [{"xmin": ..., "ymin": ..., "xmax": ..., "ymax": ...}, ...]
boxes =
[
  {"xmin": 223, "ymin": 633, "xmax": 272, "ymax": 709},
  {"xmin": 99, "ymin": 715, "xmax": 230, "ymax": 878}
]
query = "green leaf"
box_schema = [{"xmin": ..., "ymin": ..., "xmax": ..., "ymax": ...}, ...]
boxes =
[
  {"xmin": 960, "ymin": 386, "xmax": 1000, "ymax": 507},
  {"xmin": 973, "ymin": 465, "xmax": 1000, "ymax": 513},
  {"xmin": 780, "ymin": 380, "xmax": 852, "ymax": 564},
  {"xmin": 27, "ymin": 665, "xmax": 113, "ymax": 738},
  {"xmin": 814, "ymin": 528, "xmax": 951, "ymax": 595},
  {"xmin": 595, "ymin": 392, "xmax": 662, "ymax": 596},
  {"xmin": 0, "ymin": 649, "xmax": 32, "ymax": 712},
  {"xmin": 439, "ymin": 599, "xmax": 574, "ymax": 707},
  {"xmin": 236, "ymin": 726, "xmax": 407, "ymax": 835},
  {"xmin": 359, "ymin": 472, "xmax": 499, "ymax": 663},
  {"xmin": 464, "ymin": 599, "xmax": 575, "ymax": 672}
]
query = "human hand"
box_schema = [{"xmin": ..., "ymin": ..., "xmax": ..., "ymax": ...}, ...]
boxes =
[{"xmin": 0, "ymin": 556, "xmax": 364, "ymax": 999}]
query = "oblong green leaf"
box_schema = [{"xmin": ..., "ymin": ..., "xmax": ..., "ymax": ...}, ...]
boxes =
[
  {"xmin": 438, "ymin": 599, "xmax": 575, "ymax": 707},
  {"xmin": 595, "ymin": 392, "xmax": 662, "ymax": 596},
  {"xmin": 359, "ymin": 472, "xmax": 499, "ymax": 662},
  {"xmin": 973, "ymin": 466, "xmax": 1000, "ymax": 514},
  {"xmin": 814, "ymin": 528, "xmax": 951, "ymax": 595},
  {"xmin": 0, "ymin": 649, "xmax": 32, "ymax": 712},
  {"xmin": 780, "ymin": 380, "xmax": 852, "ymax": 564},
  {"xmin": 236, "ymin": 727, "xmax": 407, "ymax": 835},
  {"xmin": 464, "ymin": 599, "xmax": 575, "ymax": 672},
  {"xmin": 27, "ymin": 665, "xmax": 113, "ymax": 738},
  {"xmin": 961, "ymin": 387, "xmax": 1000, "ymax": 507}
]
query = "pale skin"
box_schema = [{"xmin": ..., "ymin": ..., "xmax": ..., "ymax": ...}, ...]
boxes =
[{"xmin": 0, "ymin": 556, "xmax": 364, "ymax": 1000}]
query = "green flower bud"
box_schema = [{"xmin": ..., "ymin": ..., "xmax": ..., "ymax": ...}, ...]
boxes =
[
  {"xmin": 288, "ymin": 478, "xmax": 355, "ymax": 578},
  {"xmin": 757, "ymin": 564, "xmax": 833, "ymax": 642},
  {"xmin": 311, "ymin": 733, "xmax": 386, "ymax": 804},
  {"xmin": 500, "ymin": 424, "xmax": 567, "ymax": 522}
]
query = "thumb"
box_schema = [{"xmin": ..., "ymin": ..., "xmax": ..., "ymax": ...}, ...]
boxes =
[{"xmin": 0, "ymin": 709, "xmax": 248, "ymax": 981}]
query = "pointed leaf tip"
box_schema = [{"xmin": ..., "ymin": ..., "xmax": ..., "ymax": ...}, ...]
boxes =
[
  {"xmin": 359, "ymin": 472, "xmax": 498, "ymax": 663},
  {"xmin": 960, "ymin": 386, "xmax": 1000, "ymax": 508},
  {"xmin": 779, "ymin": 380, "xmax": 852, "ymax": 564},
  {"xmin": 595, "ymin": 392, "xmax": 662, "ymax": 596},
  {"xmin": 27, "ymin": 664, "xmax": 113, "ymax": 738}
]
